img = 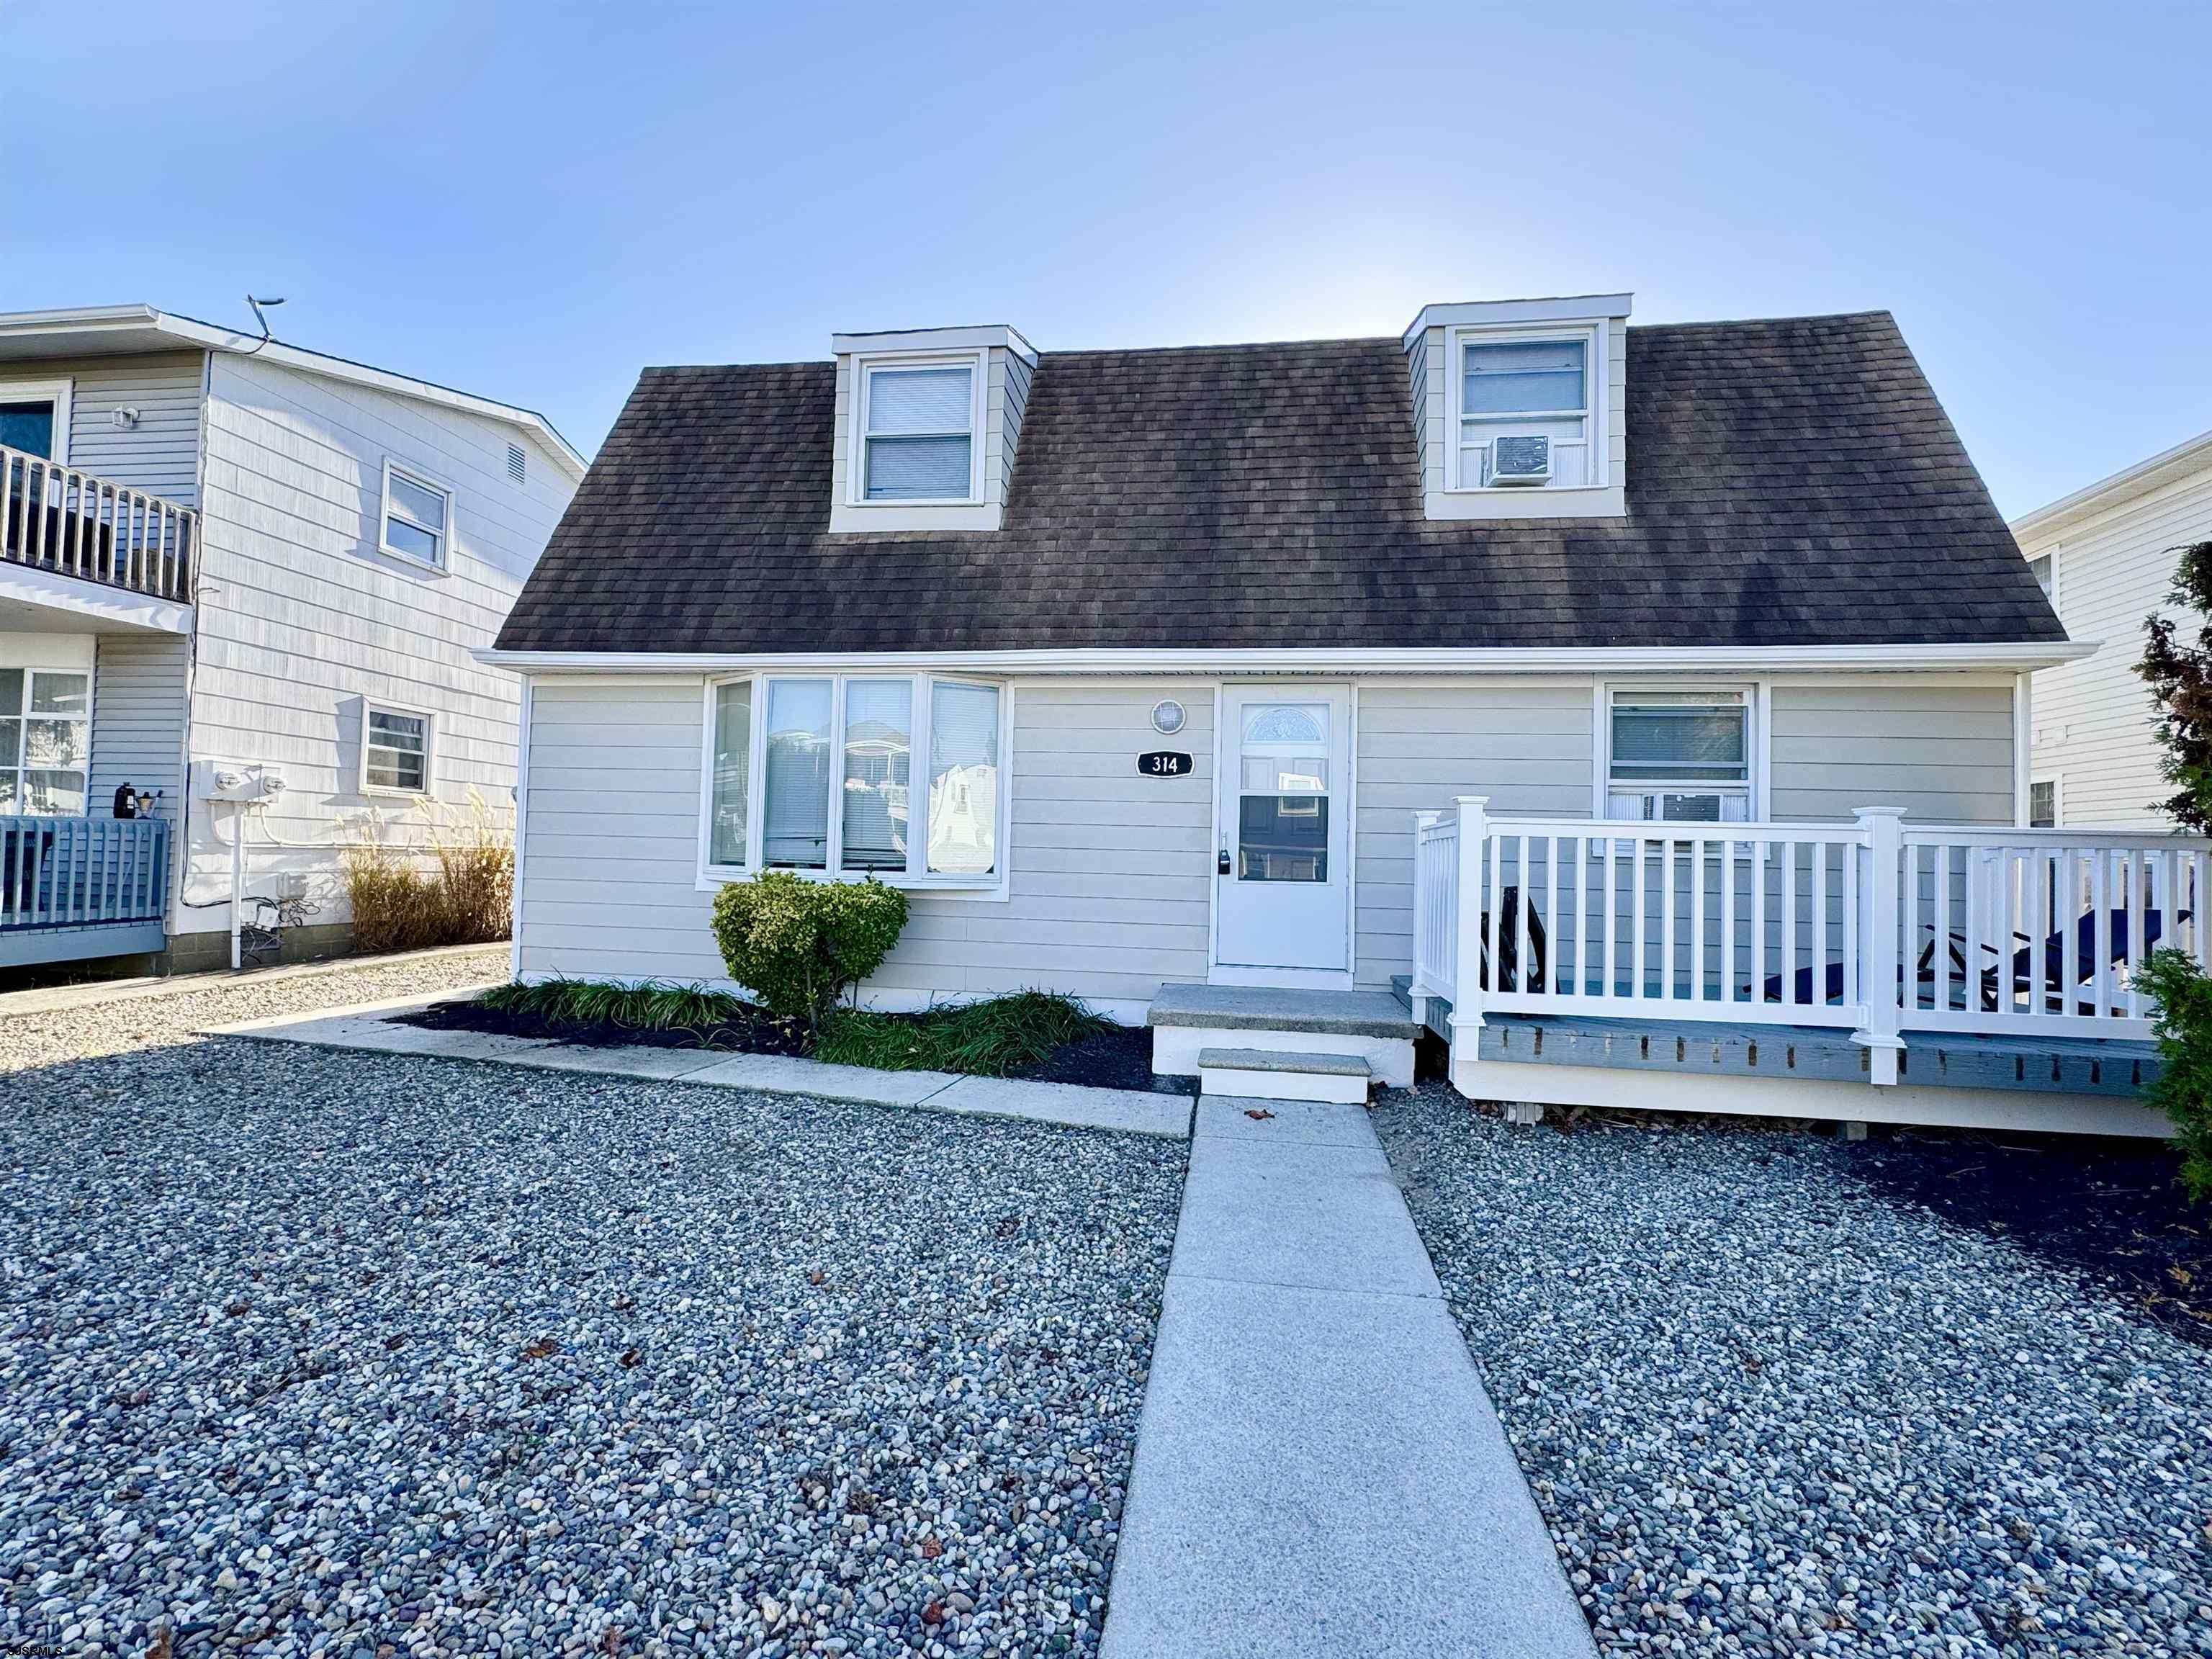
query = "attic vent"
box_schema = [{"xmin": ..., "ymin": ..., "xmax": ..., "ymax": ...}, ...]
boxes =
[{"xmin": 506, "ymin": 443, "xmax": 526, "ymax": 484}]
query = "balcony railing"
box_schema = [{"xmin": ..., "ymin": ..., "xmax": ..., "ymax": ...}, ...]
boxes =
[
  {"xmin": 1411, "ymin": 799, "xmax": 2212, "ymax": 1079},
  {"xmin": 1, "ymin": 816, "xmax": 171, "ymax": 935},
  {"xmin": 1, "ymin": 443, "xmax": 195, "ymax": 604}
]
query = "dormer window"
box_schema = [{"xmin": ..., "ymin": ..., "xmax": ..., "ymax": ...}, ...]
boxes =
[
  {"xmin": 856, "ymin": 356, "xmax": 982, "ymax": 503},
  {"xmin": 1452, "ymin": 325, "xmax": 1600, "ymax": 490}
]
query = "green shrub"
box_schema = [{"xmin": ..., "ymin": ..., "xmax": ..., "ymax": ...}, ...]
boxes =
[
  {"xmin": 817, "ymin": 990, "xmax": 1107, "ymax": 1076},
  {"xmin": 2141, "ymin": 947, "xmax": 2212, "ymax": 1200},
  {"xmin": 709, "ymin": 871, "xmax": 909, "ymax": 1030},
  {"xmin": 483, "ymin": 976, "xmax": 747, "ymax": 1035}
]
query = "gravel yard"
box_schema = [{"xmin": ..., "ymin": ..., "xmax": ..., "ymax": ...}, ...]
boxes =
[
  {"xmin": 0, "ymin": 945, "xmax": 508, "ymax": 1073},
  {"xmin": 0, "ymin": 1038, "xmax": 1182, "ymax": 1658},
  {"xmin": 1375, "ymin": 1085, "xmax": 2212, "ymax": 1658}
]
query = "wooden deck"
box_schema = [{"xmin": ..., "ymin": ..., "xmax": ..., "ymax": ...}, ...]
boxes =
[{"xmin": 1470, "ymin": 1013, "xmax": 2162, "ymax": 1099}]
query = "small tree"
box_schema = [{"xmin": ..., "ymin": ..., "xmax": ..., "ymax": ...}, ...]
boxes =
[
  {"xmin": 2136, "ymin": 540, "xmax": 2212, "ymax": 1190},
  {"xmin": 710, "ymin": 871, "xmax": 909, "ymax": 1034},
  {"xmin": 2137, "ymin": 539, "xmax": 2212, "ymax": 831}
]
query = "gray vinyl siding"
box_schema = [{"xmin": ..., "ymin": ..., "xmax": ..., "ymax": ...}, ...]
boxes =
[
  {"xmin": 87, "ymin": 634, "xmax": 188, "ymax": 819},
  {"xmin": 1768, "ymin": 682, "xmax": 2015, "ymax": 824},
  {"xmin": 518, "ymin": 678, "xmax": 1214, "ymax": 1009},
  {"xmin": 1353, "ymin": 680, "xmax": 1596, "ymax": 988},
  {"xmin": 29, "ymin": 352, "xmax": 207, "ymax": 507},
  {"xmin": 1001, "ymin": 349, "xmax": 1033, "ymax": 494},
  {"xmin": 519, "ymin": 671, "xmax": 2022, "ymax": 1008}
]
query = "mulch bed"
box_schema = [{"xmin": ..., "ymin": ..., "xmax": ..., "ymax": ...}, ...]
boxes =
[
  {"xmin": 397, "ymin": 998, "xmax": 1186, "ymax": 1095},
  {"xmin": 1845, "ymin": 1127, "xmax": 2212, "ymax": 1346}
]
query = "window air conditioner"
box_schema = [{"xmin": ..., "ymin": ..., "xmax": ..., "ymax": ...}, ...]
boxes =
[{"xmin": 1491, "ymin": 434, "xmax": 1551, "ymax": 485}]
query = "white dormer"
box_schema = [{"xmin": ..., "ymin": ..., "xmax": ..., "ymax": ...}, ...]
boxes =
[
  {"xmin": 827, "ymin": 325, "xmax": 1037, "ymax": 533},
  {"xmin": 1403, "ymin": 294, "xmax": 1630, "ymax": 521}
]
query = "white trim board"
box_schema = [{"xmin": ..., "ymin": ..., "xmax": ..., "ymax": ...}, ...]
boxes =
[
  {"xmin": 0, "ymin": 376, "xmax": 73, "ymax": 464},
  {"xmin": 480, "ymin": 641, "xmax": 2097, "ymax": 676},
  {"xmin": 0, "ymin": 563, "xmax": 192, "ymax": 634}
]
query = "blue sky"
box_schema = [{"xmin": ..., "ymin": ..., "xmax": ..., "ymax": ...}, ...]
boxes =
[{"xmin": 6, "ymin": 1, "xmax": 2205, "ymax": 516}]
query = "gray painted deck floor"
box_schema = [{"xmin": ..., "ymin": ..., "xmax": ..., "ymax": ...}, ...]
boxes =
[{"xmin": 1099, "ymin": 1095, "xmax": 1594, "ymax": 1659}]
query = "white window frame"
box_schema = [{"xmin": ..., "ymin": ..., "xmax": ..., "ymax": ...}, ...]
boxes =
[
  {"xmin": 0, "ymin": 662, "xmax": 94, "ymax": 817},
  {"xmin": 0, "ymin": 377, "xmax": 74, "ymax": 464},
  {"xmin": 378, "ymin": 457, "xmax": 456, "ymax": 571},
  {"xmin": 361, "ymin": 701, "xmax": 436, "ymax": 797},
  {"xmin": 2028, "ymin": 549, "xmax": 2058, "ymax": 611},
  {"xmin": 846, "ymin": 352, "xmax": 986, "ymax": 508},
  {"xmin": 1446, "ymin": 323, "xmax": 1605, "ymax": 494},
  {"xmin": 2029, "ymin": 774, "xmax": 2062, "ymax": 830},
  {"xmin": 697, "ymin": 671, "xmax": 1011, "ymax": 899},
  {"xmin": 1595, "ymin": 683, "xmax": 1764, "ymax": 824}
]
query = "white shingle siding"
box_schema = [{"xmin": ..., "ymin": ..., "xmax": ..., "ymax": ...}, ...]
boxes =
[
  {"xmin": 174, "ymin": 351, "xmax": 572, "ymax": 942},
  {"xmin": 2020, "ymin": 459, "xmax": 2212, "ymax": 827}
]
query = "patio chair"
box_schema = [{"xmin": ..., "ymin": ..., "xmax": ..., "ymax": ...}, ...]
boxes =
[
  {"xmin": 1477, "ymin": 885, "xmax": 1548, "ymax": 993},
  {"xmin": 1987, "ymin": 905, "xmax": 2189, "ymax": 1013}
]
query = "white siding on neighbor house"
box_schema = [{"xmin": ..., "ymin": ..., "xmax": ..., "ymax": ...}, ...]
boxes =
[
  {"xmin": 174, "ymin": 351, "xmax": 575, "ymax": 940},
  {"xmin": 87, "ymin": 634, "xmax": 189, "ymax": 821},
  {"xmin": 516, "ymin": 671, "xmax": 2026, "ymax": 1011},
  {"xmin": 1353, "ymin": 680, "xmax": 1596, "ymax": 989},
  {"xmin": 518, "ymin": 678, "xmax": 1215, "ymax": 1011},
  {"xmin": 1, "ymin": 351, "xmax": 207, "ymax": 506},
  {"xmin": 2020, "ymin": 458, "xmax": 2212, "ymax": 827},
  {"xmin": 1768, "ymin": 681, "xmax": 2016, "ymax": 824}
]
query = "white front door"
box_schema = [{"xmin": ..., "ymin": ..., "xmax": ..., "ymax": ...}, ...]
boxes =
[{"xmin": 1215, "ymin": 685, "xmax": 1352, "ymax": 974}]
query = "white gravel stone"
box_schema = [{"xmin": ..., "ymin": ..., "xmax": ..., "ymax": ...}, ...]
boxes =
[
  {"xmin": 0, "ymin": 947, "xmax": 509, "ymax": 1074},
  {"xmin": 0, "ymin": 1035, "xmax": 1182, "ymax": 1658},
  {"xmin": 1375, "ymin": 1083, "xmax": 2212, "ymax": 1659}
]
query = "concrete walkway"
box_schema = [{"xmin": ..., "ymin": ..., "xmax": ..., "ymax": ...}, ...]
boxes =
[
  {"xmin": 205, "ymin": 998, "xmax": 1194, "ymax": 1140},
  {"xmin": 1099, "ymin": 1095, "xmax": 1596, "ymax": 1658}
]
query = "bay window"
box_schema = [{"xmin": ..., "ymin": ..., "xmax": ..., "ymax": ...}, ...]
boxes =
[
  {"xmin": 705, "ymin": 673, "xmax": 1004, "ymax": 887},
  {"xmin": 1605, "ymin": 689, "xmax": 1753, "ymax": 823}
]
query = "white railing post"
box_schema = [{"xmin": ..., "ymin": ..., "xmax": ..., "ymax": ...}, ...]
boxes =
[
  {"xmin": 1410, "ymin": 809, "xmax": 1440, "ymax": 1023},
  {"xmin": 1853, "ymin": 806, "xmax": 1906, "ymax": 1085},
  {"xmin": 1449, "ymin": 796, "xmax": 1488, "ymax": 1042}
]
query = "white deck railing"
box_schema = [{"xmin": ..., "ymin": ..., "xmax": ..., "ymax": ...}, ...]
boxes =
[
  {"xmin": 1, "ymin": 442, "xmax": 196, "ymax": 604},
  {"xmin": 1410, "ymin": 797, "xmax": 2212, "ymax": 1079}
]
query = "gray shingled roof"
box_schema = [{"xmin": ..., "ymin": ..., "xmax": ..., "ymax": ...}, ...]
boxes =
[{"xmin": 497, "ymin": 311, "xmax": 2061, "ymax": 655}]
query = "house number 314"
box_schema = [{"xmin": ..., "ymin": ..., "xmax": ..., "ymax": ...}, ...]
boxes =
[{"xmin": 1137, "ymin": 750, "xmax": 1192, "ymax": 777}]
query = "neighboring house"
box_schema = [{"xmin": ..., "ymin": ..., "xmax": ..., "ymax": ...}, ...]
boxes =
[
  {"xmin": 2013, "ymin": 425, "xmax": 2212, "ymax": 829},
  {"xmin": 0, "ymin": 305, "xmax": 585, "ymax": 974},
  {"xmin": 483, "ymin": 297, "xmax": 2196, "ymax": 1134}
]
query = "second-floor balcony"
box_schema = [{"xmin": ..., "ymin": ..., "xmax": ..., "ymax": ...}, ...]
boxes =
[{"xmin": 1, "ymin": 441, "xmax": 195, "ymax": 609}]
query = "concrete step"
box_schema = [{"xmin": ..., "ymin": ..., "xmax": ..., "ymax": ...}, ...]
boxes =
[
  {"xmin": 1148, "ymin": 981, "xmax": 1416, "ymax": 1038},
  {"xmin": 1151, "ymin": 984, "xmax": 1416, "ymax": 1090},
  {"xmin": 1197, "ymin": 1045, "xmax": 1371, "ymax": 1104}
]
